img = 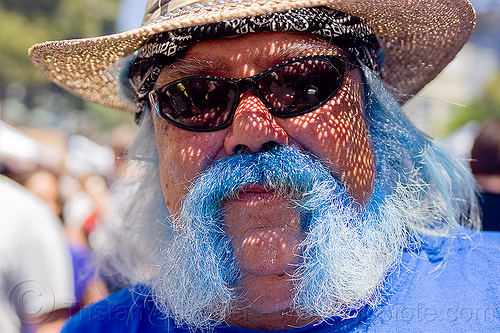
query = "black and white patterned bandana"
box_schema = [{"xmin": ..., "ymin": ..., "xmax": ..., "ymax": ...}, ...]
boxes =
[{"xmin": 127, "ymin": 7, "xmax": 381, "ymax": 118}]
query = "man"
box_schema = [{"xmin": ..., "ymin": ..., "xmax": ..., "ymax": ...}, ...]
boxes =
[{"xmin": 29, "ymin": 0, "xmax": 499, "ymax": 331}]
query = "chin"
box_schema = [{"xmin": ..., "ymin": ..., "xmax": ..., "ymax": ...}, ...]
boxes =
[{"xmin": 235, "ymin": 273, "xmax": 296, "ymax": 314}]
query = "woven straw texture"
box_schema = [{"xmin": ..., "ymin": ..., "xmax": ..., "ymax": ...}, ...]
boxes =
[{"xmin": 29, "ymin": 0, "xmax": 476, "ymax": 113}]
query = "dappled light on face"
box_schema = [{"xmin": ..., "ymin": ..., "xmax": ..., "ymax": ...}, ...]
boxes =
[
  {"xmin": 153, "ymin": 114, "xmax": 228, "ymax": 215},
  {"xmin": 238, "ymin": 228, "xmax": 302, "ymax": 271},
  {"xmin": 284, "ymin": 71, "xmax": 374, "ymax": 202},
  {"xmin": 233, "ymin": 226, "xmax": 304, "ymax": 274},
  {"xmin": 179, "ymin": 146, "xmax": 203, "ymax": 163},
  {"xmin": 154, "ymin": 32, "xmax": 374, "ymax": 218},
  {"xmin": 153, "ymin": 118, "xmax": 209, "ymax": 169},
  {"xmin": 241, "ymin": 230, "xmax": 285, "ymax": 248},
  {"xmin": 236, "ymin": 96, "xmax": 272, "ymax": 132},
  {"xmin": 234, "ymin": 94, "xmax": 287, "ymax": 136}
]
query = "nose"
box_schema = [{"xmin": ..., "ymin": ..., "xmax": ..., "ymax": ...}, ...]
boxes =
[{"xmin": 224, "ymin": 92, "xmax": 288, "ymax": 155}]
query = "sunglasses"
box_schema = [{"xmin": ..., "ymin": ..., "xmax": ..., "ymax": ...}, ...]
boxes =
[{"xmin": 149, "ymin": 55, "xmax": 355, "ymax": 132}]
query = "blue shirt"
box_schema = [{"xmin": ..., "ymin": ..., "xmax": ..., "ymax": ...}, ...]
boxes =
[{"xmin": 62, "ymin": 230, "xmax": 500, "ymax": 332}]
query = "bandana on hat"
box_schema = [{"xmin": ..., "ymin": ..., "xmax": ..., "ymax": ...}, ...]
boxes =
[{"xmin": 127, "ymin": 7, "xmax": 381, "ymax": 118}]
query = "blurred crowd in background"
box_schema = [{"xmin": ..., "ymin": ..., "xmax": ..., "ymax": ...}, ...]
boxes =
[{"xmin": 1, "ymin": 104, "xmax": 137, "ymax": 332}]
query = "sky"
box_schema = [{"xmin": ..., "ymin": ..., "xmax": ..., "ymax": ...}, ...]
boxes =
[
  {"xmin": 471, "ymin": 0, "xmax": 500, "ymax": 13},
  {"xmin": 116, "ymin": 0, "xmax": 145, "ymax": 32}
]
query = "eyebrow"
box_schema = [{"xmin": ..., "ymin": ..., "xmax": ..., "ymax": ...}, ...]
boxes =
[
  {"xmin": 273, "ymin": 39, "xmax": 346, "ymax": 62},
  {"xmin": 155, "ymin": 59, "xmax": 223, "ymax": 87}
]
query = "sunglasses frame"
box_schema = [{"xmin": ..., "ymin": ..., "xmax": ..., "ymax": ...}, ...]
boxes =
[{"xmin": 149, "ymin": 54, "xmax": 356, "ymax": 132}]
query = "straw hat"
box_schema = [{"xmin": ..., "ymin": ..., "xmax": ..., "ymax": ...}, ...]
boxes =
[{"xmin": 29, "ymin": 0, "xmax": 476, "ymax": 114}]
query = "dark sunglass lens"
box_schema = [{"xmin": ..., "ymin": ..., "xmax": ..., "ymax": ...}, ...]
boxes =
[
  {"xmin": 158, "ymin": 79, "xmax": 236, "ymax": 129},
  {"xmin": 259, "ymin": 58, "xmax": 344, "ymax": 115}
]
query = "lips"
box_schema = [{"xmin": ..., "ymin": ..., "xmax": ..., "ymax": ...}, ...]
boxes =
[{"xmin": 233, "ymin": 185, "xmax": 276, "ymax": 202}]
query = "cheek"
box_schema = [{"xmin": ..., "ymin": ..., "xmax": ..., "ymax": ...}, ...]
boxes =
[
  {"xmin": 278, "ymin": 74, "xmax": 375, "ymax": 202},
  {"xmin": 153, "ymin": 116, "xmax": 226, "ymax": 215},
  {"xmin": 331, "ymin": 110, "xmax": 374, "ymax": 202}
]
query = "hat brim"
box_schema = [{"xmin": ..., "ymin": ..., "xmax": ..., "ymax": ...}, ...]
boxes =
[{"xmin": 29, "ymin": 0, "xmax": 475, "ymax": 113}]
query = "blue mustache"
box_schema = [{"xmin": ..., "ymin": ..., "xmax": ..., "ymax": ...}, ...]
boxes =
[{"xmin": 181, "ymin": 145, "xmax": 350, "ymax": 232}]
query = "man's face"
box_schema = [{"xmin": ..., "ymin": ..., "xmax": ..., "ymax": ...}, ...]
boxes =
[{"xmin": 152, "ymin": 31, "xmax": 375, "ymax": 313}]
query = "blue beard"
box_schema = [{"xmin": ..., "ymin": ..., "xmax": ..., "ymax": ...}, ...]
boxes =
[{"xmin": 152, "ymin": 145, "xmax": 407, "ymax": 328}]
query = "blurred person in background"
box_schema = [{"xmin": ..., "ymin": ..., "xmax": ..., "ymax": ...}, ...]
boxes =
[
  {"xmin": 24, "ymin": 170, "xmax": 63, "ymax": 220},
  {"xmin": 24, "ymin": 170, "xmax": 110, "ymax": 314},
  {"xmin": 470, "ymin": 119, "xmax": 500, "ymax": 231},
  {"xmin": 0, "ymin": 175, "xmax": 75, "ymax": 333},
  {"xmin": 23, "ymin": 164, "xmax": 111, "ymax": 314}
]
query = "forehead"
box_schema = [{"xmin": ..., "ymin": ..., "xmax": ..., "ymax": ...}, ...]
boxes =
[{"xmin": 189, "ymin": 31, "xmax": 347, "ymax": 57}]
